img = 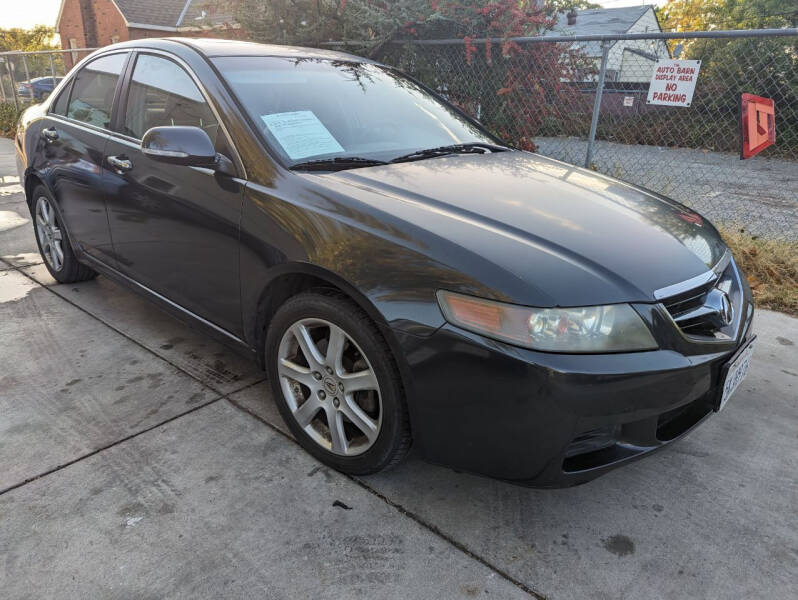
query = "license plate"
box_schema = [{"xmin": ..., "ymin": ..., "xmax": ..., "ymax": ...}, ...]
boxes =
[{"xmin": 716, "ymin": 338, "xmax": 755, "ymax": 412}]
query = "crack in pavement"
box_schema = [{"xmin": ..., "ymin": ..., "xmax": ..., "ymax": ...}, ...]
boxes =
[{"xmin": 2, "ymin": 259, "xmax": 542, "ymax": 599}]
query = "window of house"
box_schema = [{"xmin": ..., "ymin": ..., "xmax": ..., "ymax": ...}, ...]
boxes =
[
  {"xmin": 110, "ymin": 35, "xmax": 120, "ymax": 44},
  {"xmin": 66, "ymin": 53, "xmax": 127, "ymax": 129},
  {"xmin": 122, "ymin": 54, "xmax": 218, "ymax": 142},
  {"xmin": 69, "ymin": 38, "xmax": 78, "ymax": 64}
]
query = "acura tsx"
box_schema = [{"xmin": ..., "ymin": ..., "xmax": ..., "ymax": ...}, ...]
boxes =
[{"xmin": 15, "ymin": 38, "xmax": 755, "ymax": 487}]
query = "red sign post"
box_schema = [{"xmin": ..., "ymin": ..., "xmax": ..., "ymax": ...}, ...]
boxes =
[{"xmin": 740, "ymin": 93, "xmax": 775, "ymax": 159}]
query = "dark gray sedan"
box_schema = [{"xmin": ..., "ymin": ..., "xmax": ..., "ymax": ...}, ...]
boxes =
[{"xmin": 15, "ymin": 38, "xmax": 754, "ymax": 486}]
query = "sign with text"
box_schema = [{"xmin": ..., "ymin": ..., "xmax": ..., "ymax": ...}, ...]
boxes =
[
  {"xmin": 646, "ymin": 59, "xmax": 701, "ymax": 107},
  {"xmin": 740, "ymin": 93, "xmax": 775, "ymax": 159}
]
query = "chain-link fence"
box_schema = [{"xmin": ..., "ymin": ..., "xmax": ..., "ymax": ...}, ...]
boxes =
[
  {"xmin": 329, "ymin": 29, "xmax": 798, "ymax": 240},
  {"xmin": 2, "ymin": 33, "xmax": 796, "ymax": 239},
  {"xmin": 0, "ymin": 48, "xmax": 95, "ymax": 111}
]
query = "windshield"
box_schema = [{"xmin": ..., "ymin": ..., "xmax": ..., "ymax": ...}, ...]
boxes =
[{"xmin": 212, "ymin": 56, "xmax": 498, "ymax": 166}]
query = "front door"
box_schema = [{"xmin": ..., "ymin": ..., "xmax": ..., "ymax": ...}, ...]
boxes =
[{"xmin": 103, "ymin": 52, "xmax": 243, "ymax": 336}]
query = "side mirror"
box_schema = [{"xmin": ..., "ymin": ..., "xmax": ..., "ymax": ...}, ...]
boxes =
[{"xmin": 141, "ymin": 126, "xmax": 218, "ymax": 168}]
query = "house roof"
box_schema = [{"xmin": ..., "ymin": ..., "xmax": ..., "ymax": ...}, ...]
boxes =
[
  {"xmin": 542, "ymin": 6, "xmax": 657, "ymax": 57},
  {"xmin": 543, "ymin": 6, "xmax": 653, "ymax": 37},
  {"xmin": 57, "ymin": 0, "xmax": 235, "ymax": 32}
]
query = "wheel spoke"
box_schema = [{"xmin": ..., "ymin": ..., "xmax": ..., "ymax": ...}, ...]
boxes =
[
  {"xmin": 326, "ymin": 324, "xmax": 347, "ymax": 372},
  {"xmin": 36, "ymin": 214, "xmax": 47, "ymax": 229},
  {"xmin": 50, "ymin": 244, "xmax": 62, "ymax": 270},
  {"xmin": 293, "ymin": 397, "xmax": 322, "ymax": 428},
  {"xmin": 278, "ymin": 358, "xmax": 316, "ymax": 388},
  {"xmin": 291, "ymin": 323, "xmax": 324, "ymax": 368},
  {"xmin": 51, "ymin": 228, "xmax": 63, "ymax": 242},
  {"xmin": 328, "ymin": 409, "xmax": 348, "ymax": 454},
  {"xmin": 341, "ymin": 369, "xmax": 378, "ymax": 393},
  {"xmin": 342, "ymin": 395, "xmax": 379, "ymax": 441}
]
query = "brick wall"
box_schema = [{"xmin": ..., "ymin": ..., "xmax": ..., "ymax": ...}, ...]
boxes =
[{"xmin": 59, "ymin": 0, "xmax": 128, "ymax": 68}]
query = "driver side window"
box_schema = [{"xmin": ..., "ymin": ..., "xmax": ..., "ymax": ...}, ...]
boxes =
[{"xmin": 123, "ymin": 54, "xmax": 218, "ymax": 143}]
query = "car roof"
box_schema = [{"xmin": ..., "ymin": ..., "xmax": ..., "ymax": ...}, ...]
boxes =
[{"xmin": 171, "ymin": 37, "xmax": 375, "ymax": 63}]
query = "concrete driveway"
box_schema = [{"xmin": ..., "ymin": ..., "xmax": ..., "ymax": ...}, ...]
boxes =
[{"xmin": 1, "ymin": 137, "xmax": 796, "ymax": 599}]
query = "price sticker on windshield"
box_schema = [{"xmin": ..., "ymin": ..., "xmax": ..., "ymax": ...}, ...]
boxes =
[{"xmin": 261, "ymin": 111, "xmax": 344, "ymax": 160}]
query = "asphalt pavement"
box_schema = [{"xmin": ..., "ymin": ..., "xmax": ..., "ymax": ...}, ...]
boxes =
[{"xmin": 1, "ymin": 137, "xmax": 796, "ymax": 599}]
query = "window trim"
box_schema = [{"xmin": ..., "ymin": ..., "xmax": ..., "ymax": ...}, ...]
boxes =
[
  {"xmin": 111, "ymin": 49, "xmax": 246, "ymax": 180},
  {"xmin": 48, "ymin": 77, "xmax": 74, "ymax": 117}
]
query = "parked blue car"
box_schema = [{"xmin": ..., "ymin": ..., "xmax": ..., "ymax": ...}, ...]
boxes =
[{"xmin": 17, "ymin": 76, "xmax": 63, "ymax": 101}]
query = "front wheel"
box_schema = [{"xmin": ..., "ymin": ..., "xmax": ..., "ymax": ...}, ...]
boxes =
[{"xmin": 265, "ymin": 292, "xmax": 411, "ymax": 475}]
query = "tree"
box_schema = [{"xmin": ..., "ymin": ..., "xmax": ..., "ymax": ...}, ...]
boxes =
[
  {"xmin": 548, "ymin": 0, "xmax": 600, "ymax": 12},
  {"xmin": 214, "ymin": 0, "xmax": 597, "ymax": 150},
  {"xmin": 0, "ymin": 26, "xmax": 57, "ymax": 53},
  {"xmin": 657, "ymin": 0, "xmax": 797, "ymax": 32}
]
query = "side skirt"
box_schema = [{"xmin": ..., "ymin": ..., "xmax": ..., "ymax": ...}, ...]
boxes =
[{"xmin": 80, "ymin": 253, "xmax": 258, "ymax": 364}]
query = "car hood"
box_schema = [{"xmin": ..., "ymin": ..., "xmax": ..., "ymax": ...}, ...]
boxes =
[{"xmin": 313, "ymin": 151, "xmax": 727, "ymax": 306}]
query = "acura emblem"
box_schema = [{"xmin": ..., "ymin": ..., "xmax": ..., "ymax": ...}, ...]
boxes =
[{"xmin": 706, "ymin": 288, "xmax": 733, "ymax": 327}]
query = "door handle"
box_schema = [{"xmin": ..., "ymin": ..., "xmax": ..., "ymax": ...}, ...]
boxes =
[
  {"xmin": 41, "ymin": 127, "xmax": 58, "ymax": 141},
  {"xmin": 107, "ymin": 155, "xmax": 133, "ymax": 172}
]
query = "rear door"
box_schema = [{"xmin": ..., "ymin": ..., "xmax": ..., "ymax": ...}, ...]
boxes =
[
  {"xmin": 103, "ymin": 51, "xmax": 244, "ymax": 336},
  {"xmin": 41, "ymin": 52, "xmax": 129, "ymax": 265}
]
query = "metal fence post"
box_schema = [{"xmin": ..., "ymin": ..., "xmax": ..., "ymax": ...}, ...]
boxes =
[
  {"xmin": 49, "ymin": 53, "xmax": 57, "ymax": 79},
  {"xmin": 5, "ymin": 58, "xmax": 19, "ymax": 112},
  {"xmin": 0, "ymin": 59, "xmax": 6, "ymax": 102},
  {"xmin": 584, "ymin": 40, "xmax": 610, "ymax": 169},
  {"xmin": 21, "ymin": 54, "xmax": 30, "ymax": 84}
]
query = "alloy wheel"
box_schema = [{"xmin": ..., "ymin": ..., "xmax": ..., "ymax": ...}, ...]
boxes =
[
  {"xmin": 35, "ymin": 196, "xmax": 64, "ymax": 272},
  {"xmin": 277, "ymin": 318, "xmax": 382, "ymax": 456}
]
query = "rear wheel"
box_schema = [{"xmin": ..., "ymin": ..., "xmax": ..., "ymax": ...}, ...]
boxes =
[
  {"xmin": 32, "ymin": 185, "xmax": 97, "ymax": 283},
  {"xmin": 266, "ymin": 292, "xmax": 411, "ymax": 475}
]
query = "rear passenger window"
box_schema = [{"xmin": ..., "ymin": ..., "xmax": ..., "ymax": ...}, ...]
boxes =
[
  {"xmin": 123, "ymin": 54, "xmax": 218, "ymax": 142},
  {"xmin": 67, "ymin": 53, "xmax": 127, "ymax": 129}
]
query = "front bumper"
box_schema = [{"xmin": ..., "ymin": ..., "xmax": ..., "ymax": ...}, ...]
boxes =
[{"xmin": 395, "ymin": 264, "xmax": 754, "ymax": 488}]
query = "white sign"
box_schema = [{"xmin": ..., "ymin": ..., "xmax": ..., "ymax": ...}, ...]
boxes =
[
  {"xmin": 260, "ymin": 111, "xmax": 344, "ymax": 160},
  {"xmin": 623, "ymin": 96, "xmax": 634, "ymax": 107},
  {"xmin": 646, "ymin": 59, "xmax": 701, "ymax": 107}
]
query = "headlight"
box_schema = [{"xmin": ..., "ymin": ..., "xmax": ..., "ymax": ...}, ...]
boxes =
[{"xmin": 437, "ymin": 291, "xmax": 657, "ymax": 353}]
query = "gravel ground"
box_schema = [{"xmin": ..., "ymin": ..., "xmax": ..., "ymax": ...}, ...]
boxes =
[{"xmin": 535, "ymin": 137, "xmax": 798, "ymax": 240}]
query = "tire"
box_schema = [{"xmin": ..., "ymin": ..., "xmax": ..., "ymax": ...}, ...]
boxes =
[
  {"xmin": 265, "ymin": 291, "xmax": 411, "ymax": 475},
  {"xmin": 31, "ymin": 184, "xmax": 97, "ymax": 283}
]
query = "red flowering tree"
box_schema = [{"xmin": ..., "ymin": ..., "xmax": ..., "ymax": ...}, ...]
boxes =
[
  {"xmin": 226, "ymin": 0, "xmax": 596, "ymax": 150},
  {"xmin": 387, "ymin": 1, "xmax": 597, "ymax": 151}
]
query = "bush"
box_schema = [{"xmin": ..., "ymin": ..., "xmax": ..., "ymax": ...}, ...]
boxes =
[
  {"xmin": 720, "ymin": 226, "xmax": 798, "ymax": 317},
  {"xmin": 0, "ymin": 102, "xmax": 20, "ymax": 138}
]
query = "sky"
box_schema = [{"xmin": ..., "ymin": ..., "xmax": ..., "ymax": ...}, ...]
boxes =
[
  {"xmin": 0, "ymin": 0, "xmax": 668, "ymax": 30},
  {"xmin": 1, "ymin": 0, "xmax": 62, "ymax": 29}
]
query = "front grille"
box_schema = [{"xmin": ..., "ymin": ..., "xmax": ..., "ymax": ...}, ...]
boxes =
[
  {"xmin": 660, "ymin": 257, "xmax": 742, "ymax": 341},
  {"xmin": 662, "ymin": 281, "xmax": 719, "ymax": 337}
]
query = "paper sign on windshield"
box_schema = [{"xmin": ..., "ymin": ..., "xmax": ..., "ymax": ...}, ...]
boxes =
[
  {"xmin": 646, "ymin": 59, "xmax": 701, "ymax": 107},
  {"xmin": 260, "ymin": 111, "xmax": 344, "ymax": 160}
]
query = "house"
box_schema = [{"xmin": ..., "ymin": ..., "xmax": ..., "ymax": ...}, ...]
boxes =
[
  {"xmin": 544, "ymin": 5, "xmax": 670, "ymax": 83},
  {"xmin": 56, "ymin": 0, "xmax": 243, "ymax": 67}
]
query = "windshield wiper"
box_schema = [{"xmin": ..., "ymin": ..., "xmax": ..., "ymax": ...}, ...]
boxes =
[
  {"xmin": 390, "ymin": 142, "xmax": 509, "ymax": 164},
  {"xmin": 290, "ymin": 156, "xmax": 388, "ymax": 172}
]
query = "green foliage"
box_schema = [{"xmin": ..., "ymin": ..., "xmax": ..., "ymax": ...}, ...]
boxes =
[
  {"xmin": 0, "ymin": 26, "xmax": 57, "ymax": 52},
  {"xmin": 548, "ymin": 0, "xmax": 600, "ymax": 12},
  {"xmin": 0, "ymin": 102, "xmax": 21, "ymax": 138}
]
